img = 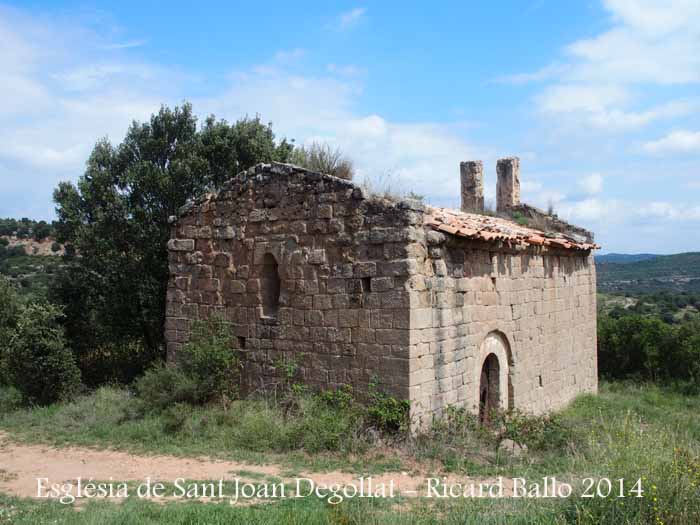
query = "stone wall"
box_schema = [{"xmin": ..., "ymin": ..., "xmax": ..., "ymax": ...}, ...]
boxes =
[
  {"xmin": 165, "ymin": 161, "xmax": 598, "ymax": 428},
  {"xmin": 407, "ymin": 233, "xmax": 597, "ymax": 426},
  {"xmin": 165, "ymin": 163, "xmax": 425, "ymax": 399}
]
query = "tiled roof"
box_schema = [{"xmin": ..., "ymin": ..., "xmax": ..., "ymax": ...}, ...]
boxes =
[{"xmin": 424, "ymin": 207, "xmax": 599, "ymax": 251}]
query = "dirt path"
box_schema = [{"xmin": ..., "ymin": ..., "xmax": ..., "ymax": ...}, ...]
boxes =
[{"xmin": 0, "ymin": 431, "xmax": 515, "ymax": 505}]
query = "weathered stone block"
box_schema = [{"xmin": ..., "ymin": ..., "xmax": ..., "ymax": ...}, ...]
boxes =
[{"xmin": 168, "ymin": 238, "xmax": 195, "ymax": 252}]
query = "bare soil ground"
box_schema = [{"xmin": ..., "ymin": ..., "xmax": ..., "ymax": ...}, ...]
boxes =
[
  {"xmin": 0, "ymin": 431, "xmax": 511, "ymax": 504},
  {"xmin": 2, "ymin": 236, "xmax": 64, "ymax": 256}
]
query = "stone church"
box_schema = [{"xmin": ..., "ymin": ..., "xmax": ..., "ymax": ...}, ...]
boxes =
[{"xmin": 165, "ymin": 158, "xmax": 598, "ymax": 426}]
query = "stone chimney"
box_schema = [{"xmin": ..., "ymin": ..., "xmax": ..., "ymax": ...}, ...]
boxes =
[
  {"xmin": 496, "ymin": 157, "xmax": 520, "ymax": 213},
  {"xmin": 460, "ymin": 161, "xmax": 484, "ymax": 213}
]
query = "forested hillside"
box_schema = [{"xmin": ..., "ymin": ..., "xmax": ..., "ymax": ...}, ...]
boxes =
[{"xmin": 597, "ymin": 252, "xmax": 700, "ymax": 294}]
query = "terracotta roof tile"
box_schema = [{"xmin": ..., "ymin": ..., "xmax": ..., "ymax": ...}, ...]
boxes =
[{"xmin": 424, "ymin": 207, "xmax": 599, "ymax": 251}]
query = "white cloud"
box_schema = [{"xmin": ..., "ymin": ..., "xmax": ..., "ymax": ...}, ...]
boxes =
[
  {"xmin": 561, "ymin": 198, "xmax": 610, "ymax": 222},
  {"xmin": 200, "ymin": 69, "xmax": 482, "ymax": 203},
  {"xmin": 495, "ymin": 63, "xmax": 569, "ymax": 85},
  {"xmin": 102, "ymin": 39, "xmax": 147, "ymax": 50},
  {"xmin": 643, "ymin": 130, "xmax": 700, "ymax": 154},
  {"xmin": 0, "ymin": 5, "xmax": 484, "ymax": 219},
  {"xmin": 521, "ymin": 180, "xmax": 543, "ymax": 193},
  {"xmin": 327, "ymin": 63, "xmax": 366, "ymax": 77},
  {"xmin": 639, "ymin": 201, "xmax": 700, "ymax": 221},
  {"xmin": 579, "ymin": 173, "xmax": 604, "ymax": 195},
  {"xmin": 336, "ymin": 7, "xmax": 366, "ymax": 30},
  {"xmin": 0, "ymin": 7, "xmax": 182, "ymax": 218},
  {"xmin": 604, "ymin": 0, "xmax": 700, "ymax": 37},
  {"xmin": 521, "ymin": 0, "xmax": 700, "ymax": 131},
  {"xmin": 555, "ymin": 197, "xmax": 700, "ymax": 231}
]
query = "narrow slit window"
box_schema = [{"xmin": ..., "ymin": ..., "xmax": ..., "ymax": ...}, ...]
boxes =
[
  {"xmin": 361, "ymin": 277, "xmax": 371, "ymax": 293},
  {"xmin": 361, "ymin": 277, "xmax": 372, "ymax": 307},
  {"xmin": 262, "ymin": 253, "xmax": 280, "ymax": 317}
]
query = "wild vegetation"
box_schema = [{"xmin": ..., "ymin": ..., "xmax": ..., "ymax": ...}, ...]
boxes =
[
  {"xmin": 1, "ymin": 103, "xmax": 700, "ymax": 523},
  {"xmin": 289, "ymin": 141, "xmax": 355, "ymax": 180},
  {"xmin": 49, "ymin": 104, "xmax": 297, "ymax": 386},
  {"xmin": 2, "ymin": 382, "xmax": 700, "ymax": 523}
]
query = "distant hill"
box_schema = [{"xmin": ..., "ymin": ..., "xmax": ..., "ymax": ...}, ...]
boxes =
[
  {"xmin": 0, "ymin": 235, "xmax": 64, "ymax": 299},
  {"xmin": 597, "ymin": 252, "xmax": 700, "ymax": 294},
  {"xmin": 596, "ymin": 253, "xmax": 658, "ymax": 264}
]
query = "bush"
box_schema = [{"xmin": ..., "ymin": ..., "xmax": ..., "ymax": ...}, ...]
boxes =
[
  {"xmin": 598, "ymin": 313, "xmax": 700, "ymax": 384},
  {"xmin": 290, "ymin": 142, "xmax": 354, "ymax": 180},
  {"xmin": 0, "ymin": 277, "xmax": 22, "ymax": 385},
  {"xmin": 78, "ymin": 340, "xmax": 157, "ymax": 388},
  {"xmin": 161, "ymin": 403, "xmax": 194, "ymax": 433},
  {"xmin": 0, "ymin": 386, "xmax": 22, "ymax": 413},
  {"xmin": 317, "ymin": 385, "xmax": 355, "ymax": 410},
  {"xmin": 366, "ymin": 379, "xmax": 410, "ymax": 433},
  {"xmin": 135, "ymin": 316, "xmax": 241, "ymax": 411},
  {"xmin": 495, "ymin": 410, "xmax": 574, "ymax": 451},
  {"xmin": 178, "ymin": 316, "xmax": 242, "ymax": 403},
  {"xmin": 5, "ymin": 303, "xmax": 81, "ymax": 405},
  {"xmin": 134, "ymin": 363, "xmax": 198, "ymax": 412}
]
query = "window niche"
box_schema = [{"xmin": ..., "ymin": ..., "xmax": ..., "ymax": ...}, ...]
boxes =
[{"xmin": 261, "ymin": 253, "xmax": 280, "ymax": 318}]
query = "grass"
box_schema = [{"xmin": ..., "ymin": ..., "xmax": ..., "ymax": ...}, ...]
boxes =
[
  {"xmin": 0, "ymin": 492, "xmax": 574, "ymax": 525},
  {"xmin": 2, "ymin": 382, "xmax": 700, "ymax": 523},
  {"xmin": 0, "ymin": 386, "xmax": 404, "ymax": 474}
]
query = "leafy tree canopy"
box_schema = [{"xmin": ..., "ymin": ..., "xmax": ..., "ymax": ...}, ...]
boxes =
[{"xmin": 52, "ymin": 103, "xmax": 293, "ymax": 384}]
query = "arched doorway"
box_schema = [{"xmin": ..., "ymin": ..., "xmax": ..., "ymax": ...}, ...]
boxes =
[
  {"xmin": 474, "ymin": 331, "xmax": 513, "ymax": 422},
  {"xmin": 479, "ymin": 353, "xmax": 500, "ymax": 423}
]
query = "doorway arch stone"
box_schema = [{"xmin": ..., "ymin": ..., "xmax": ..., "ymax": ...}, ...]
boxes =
[{"xmin": 474, "ymin": 331, "xmax": 513, "ymax": 419}]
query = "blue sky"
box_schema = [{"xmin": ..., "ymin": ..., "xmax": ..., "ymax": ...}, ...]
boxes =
[{"xmin": 1, "ymin": 1, "xmax": 698, "ymax": 253}]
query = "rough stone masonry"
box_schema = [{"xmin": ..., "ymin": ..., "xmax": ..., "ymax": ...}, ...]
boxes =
[{"xmin": 166, "ymin": 159, "xmax": 598, "ymax": 427}]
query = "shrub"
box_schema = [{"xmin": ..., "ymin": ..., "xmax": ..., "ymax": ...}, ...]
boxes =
[
  {"xmin": 317, "ymin": 385, "xmax": 355, "ymax": 410},
  {"xmin": 494, "ymin": 410, "xmax": 574, "ymax": 451},
  {"xmin": 0, "ymin": 237, "xmax": 8, "ymax": 247},
  {"xmin": 598, "ymin": 314, "xmax": 674, "ymax": 380},
  {"xmin": 178, "ymin": 316, "xmax": 242, "ymax": 403},
  {"xmin": 366, "ymin": 379, "xmax": 410, "ymax": 433},
  {"xmin": 50, "ymin": 241, "xmax": 61, "ymax": 253},
  {"xmin": 161, "ymin": 403, "xmax": 193, "ymax": 433},
  {"xmin": 5, "ymin": 303, "xmax": 81, "ymax": 405},
  {"xmin": 135, "ymin": 316, "xmax": 241, "ymax": 411},
  {"xmin": 0, "ymin": 278, "xmax": 22, "ymax": 385},
  {"xmin": 290, "ymin": 142, "xmax": 354, "ymax": 180},
  {"xmin": 0, "ymin": 386, "xmax": 22, "ymax": 413},
  {"xmin": 134, "ymin": 363, "xmax": 198, "ymax": 412},
  {"xmin": 511, "ymin": 211, "xmax": 529, "ymax": 226},
  {"xmin": 78, "ymin": 340, "xmax": 157, "ymax": 387},
  {"xmin": 598, "ymin": 313, "xmax": 700, "ymax": 384}
]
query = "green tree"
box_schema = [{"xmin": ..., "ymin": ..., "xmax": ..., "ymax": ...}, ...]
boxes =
[
  {"xmin": 598, "ymin": 314, "xmax": 675, "ymax": 380},
  {"xmin": 5, "ymin": 302, "xmax": 81, "ymax": 405},
  {"xmin": 52, "ymin": 103, "xmax": 292, "ymax": 385},
  {"xmin": 0, "ymin": 277, "xmax": 22, "ymax": 385},
  {"xmin": 32, "ymin": 220, "xmax": 53, "ymax": 241}
]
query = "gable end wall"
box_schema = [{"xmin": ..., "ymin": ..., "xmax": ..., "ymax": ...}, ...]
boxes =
[
  {"xmin": 165, "ymin": 164, "xmax": 424, "ymax": 399},
  {"xmin": 408, "ymin": 235, "xmax": 597, "ymax": 426}
]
